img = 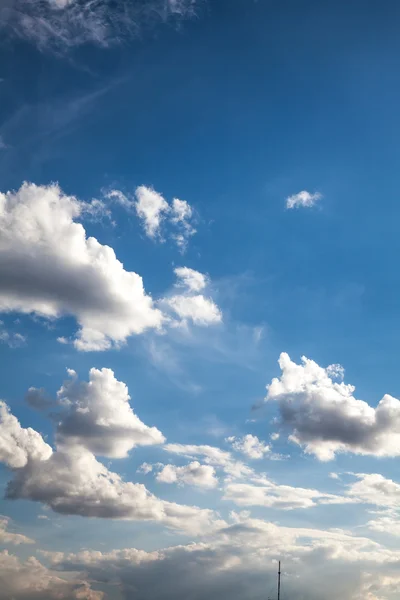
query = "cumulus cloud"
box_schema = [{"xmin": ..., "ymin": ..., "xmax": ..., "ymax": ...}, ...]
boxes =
[
  {"xmin": 0, "ymin": 401, "xmax": 53, "ymax": 468},
  {"xmin": 43, "ymin": 515, "xmax": 400, "ymax": 600},
  {"xmin": 162, "ymin": 267, "xmax": 222, "ymax": 326},
  {"xmin": 0, "ymin": 0, "xmax": 199, "ymax": 51},
  {"xmin": 0, "ymin": 182, "xmax": 164, "ymax": 351},
  {"xmin": 156, "ymin": 461, "xmax": 218, "ymax": 489},
  {"xmin": 286, "ymin": 190, "xmax": 322, "ymax": 209},
  {"xmin": 227, "ymin": 434, "xmax": 270, "ymax": 460},
  {"xmin": 0, "ymin": 401, "xmax": 221, "ymax": 535},
  {"xmin": 0, "ymin": 518, "xmax": 34, "ymax": 545},
  {"xmin": 0, "ymin": 550, "xmax": 102, "ymax": 600},
  {"xmin": 133, "ymin": 186, "xmax": 197, "ymax": 250},
  {"xmin": 174, "ymin": 266, "xmax": 207, "ymax": 292},
  {"xmin": 265, "ymin": 352, "xmax": 400, "ymax": 460},
  {"xmin": 135, "ymin": 186, "xmax": 170, "ymax": 239},
  {"xmin": 55, "ymin": 367, "xmax": 165, "ymax": 458}
]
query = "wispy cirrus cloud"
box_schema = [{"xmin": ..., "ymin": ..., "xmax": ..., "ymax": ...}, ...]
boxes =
[{"xmin": 1, "ymin": 0, "xmax": 200, "ymax": 51}]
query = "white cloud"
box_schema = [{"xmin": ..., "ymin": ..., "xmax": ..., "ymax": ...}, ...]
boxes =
[
  {"xmin": 1, "ymin": 0, "xmax": 199, "ymax": 50},
  {"xmin": 1, "ymin": 402, "xmax": 222, "ymax": 536},
  {"xmin": 0, "ymin": 518, "xmax": 34, "ymax": 545},
  {"xmin": 347, "ymin": 473, "xmax": 400, "ymax": 509},
  {"xmin": 162, "ymin": 267, "xmax": 222, "ymax": 326},
  {"xmin": 286, "ymin": 190, "xmax": 322, "ymax": 209},
  {"xmin": 0, "ymin": 329, "xmax": 26, "ymax": 348},
  {"xmin": 265, "ymin": 352, "xmax": 400, "ymax": 460},
  {"xmin": 227, "ymin": 434, "xmax": 270, "ymax": 459},
  {"xmin": 170, "ymin": 198, "xmax": 196, "ymax": 251},
  {"xmin": 55, "ymin": 367, "xmax": 165, "ymax": 458},
  {"xmin": 223, "ymin": 478, "xmax": 355, "ymax": 510},
  {"xmin": 174, "ymin": 267, "xmax": 207, "ymax": 292},
  {"xmin": 0, "ymin": 550, "xmax": 102, "ymax": 600},
  {"xmin": 0, "ymin": 182, "xmax": 164, "ymax": 351},
  {"xmin": 133, "ymin": 187, "xmax": 196, "ymax": 250},
  {"xmin": 156, "ymin": 461, "xmax": 218, "ymax": 489},
  {"xmin": 164, "ymin": 443, "xmax": 253, "ymax": 480},
  {"xmin": 135, "ymin": 186, "xmax": 170, "ymax": 239},
  {"xmin": 0, "ymin": 401, "xmax": 52, "ymax": 468},
  {"xmin": 137, "ymin": 462, "xmax": 154, "ymax": 475},
  {"xmin": 165, "ymin": 294, "xmax": 222, "ymax": 325}
]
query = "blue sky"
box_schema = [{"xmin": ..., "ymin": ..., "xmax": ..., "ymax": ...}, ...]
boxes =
[{"xmin": 1, "ymin": 1, "xmax": 400, "ymax": 599}]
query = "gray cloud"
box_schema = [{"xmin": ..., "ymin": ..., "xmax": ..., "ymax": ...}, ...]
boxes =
[{"xmin": 265, "ymin": 353, "xmax": 400, "ymax": 460}]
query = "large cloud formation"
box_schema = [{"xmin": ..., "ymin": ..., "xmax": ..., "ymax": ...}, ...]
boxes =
[
  {"xmin": 0, "ymin": 550, "xmax": 103, "ymax": 600},
  {"xmin": 265, "ymin": 353, "xmax": 400, "ymax": 460},
  {"xmin": 41, "ymin": 514, "xmax": 400, "ymax": 600},
  {"xmin": 1, "ymin": 0, "xmax": 199, "ymax": 50},
  {"xmin": 0, "ymin": 372, "xmax": 223, "ymax": 535},
  {"xmin": 0, "ymin": 183, "xmax": 164, "ymax": 351},
  {"xmin": 0, "ymin": 183, "xmax": 221, "ymax": 351}
]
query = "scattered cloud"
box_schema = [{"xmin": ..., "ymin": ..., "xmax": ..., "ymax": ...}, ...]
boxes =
[
  {"xmin": 0, "ymin": 329, "xmax": 26, "ymax": 348},
  {"xmin": 25, "ymin": 387, "xmax": 53, "ymax": 411},
  {"xmin": 0, "ymin": 399, "xmax": 222, "ymax": 535},
  {"xmin": 162, "ymin": 267, "xmax": 222, "ymax": 326},
  {"xmin": 174, "ymin": 266, "xmax": 207, "ymax": 292},
  {"xmin": 223, "ymin": 477, "xmax": 356, "ymax": 510},
  {"xmin": 135, "ymin": 186, "xmax": 170, "ymax": 239},
  {"xmin": 0, "ymin": 518, "xmax": 34, "ymax": 545},
  {"xmin": 156, "ymin": 461, "xmax": 218, "ymax": 489},
  {"xmin": 265, "ymin": 352, "xmax": 400, "ymax": 460},
  {"xmin": 133, "ymin": 186, "xmax": 197, "ymax": 251},
  {"xmin": 137, "ymin": 462, "xmax": 154, "ymax": 475},
  {"xmin": 226, "ymin": 434, "xmax": 270, "ymax": 460},
  {"xmin": 286, "ymin": 190, "xmax": 322, "ymax": 209}
]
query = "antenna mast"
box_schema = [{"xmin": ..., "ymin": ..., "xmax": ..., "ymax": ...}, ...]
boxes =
[{"xmin": 277, "ymin": 561, "xmax": 281, "ymax": 600}]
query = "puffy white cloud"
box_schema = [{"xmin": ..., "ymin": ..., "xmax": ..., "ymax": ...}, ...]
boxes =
[
  {"xmin": 137, "ymin": 462, "xmax": 154, "ymax": 475},
  {"xmin": 165, "ymin": 294, "xmax": 222, "ymax": 325},
  {"xmin": 0, "ymin": 401, "xmax": 52, "ymax": 468},
  {"xmin": 162, "ymin": 267, "xmax": 222, "ymax": 326},
  {"xmin": 174, "ymin": 267, "xmax": 207, "ymax": 292},
  {"xmin": 227, "ymin": 434, "xmax": 270, "ymax": 460},
  {"xmin": 223, "ymin": 478, "xmax": 355, "ymax": 510},
  {"xmin": 43, "ymin": 515, "xmax": 400, "ymax": 600},
  {"xmin": 1, "ymin": 0, "xmax": 198, "ymax": 50},
  {"xmin": 286, "ymin": 190, "xmax": 322, "ymax": 209},
  {"xmin": 265, "ymin": 352, "xmax": 400, "ymax": 460},
  {"xmin": 55, "ymin": 367, "xmax": 165, "ymax": 458},
  {"xmin": 0, "ymin": 550, "xmax": 103, "ymax": 600},
  {"xmin": 0, "ymin": 182, "xmax": 164, "ymax": 351},
  {"xmin": 0, "ymin": 518, "xmax": 34, "ymax": 545},
  {"xmin": 1, "ymin": 403, "xmax": 221, "ymax": 535},
  {"xmin": 156, "ymin": 461, "xmax": 218, "ymax": 489},
  {"xmin": 135, "ymin": 186, "xmax": 170, "ymax": 239}
]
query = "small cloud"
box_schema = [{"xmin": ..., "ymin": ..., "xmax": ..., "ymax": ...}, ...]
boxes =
[
  {"xmin": 0, "ymin": 328, "xmax": 26, "ymax": 348},
  {"xmin": 286, "ymin": 190, "xmax": 322, "ymax": 209},
  {"xmin": 137, "ymin": 463, "xmax": 153, "ymax": 475},
  {"xmin": 57, "ymin": 336, "xmax": 69, "ymax": 345}
]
